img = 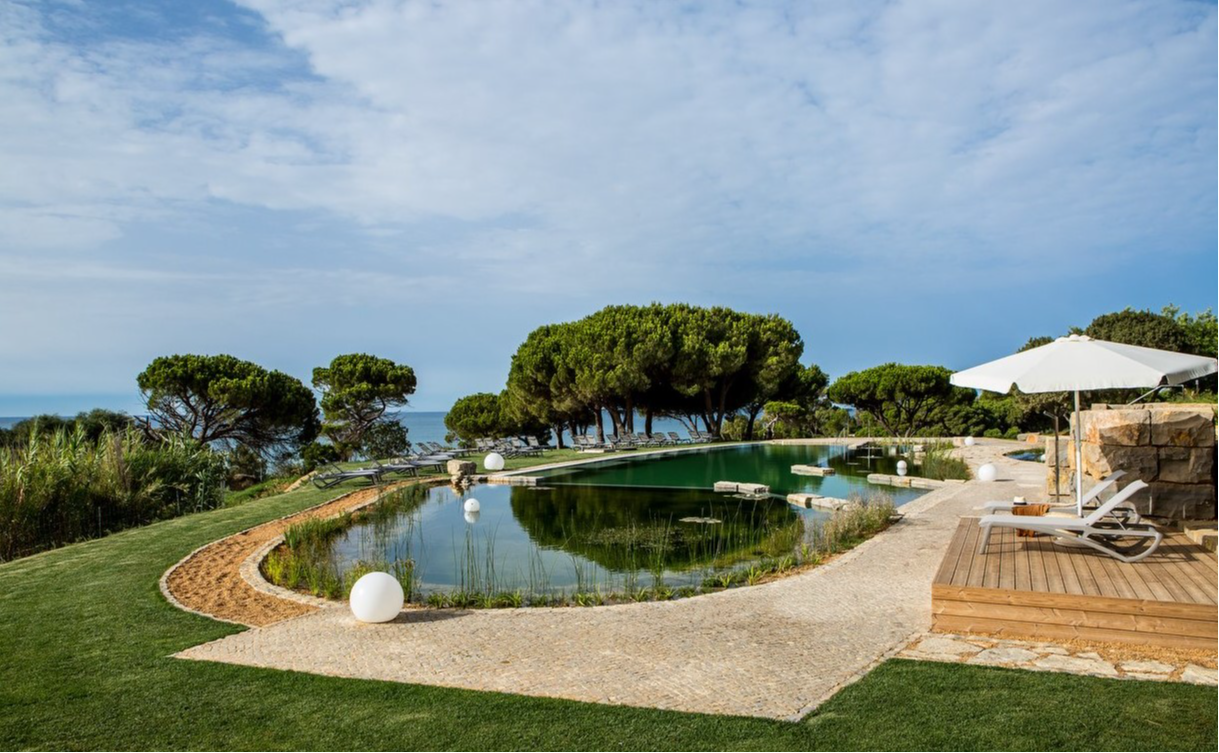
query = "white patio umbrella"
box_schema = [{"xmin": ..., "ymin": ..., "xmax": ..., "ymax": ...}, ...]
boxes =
[{"xmin": 950, "ymin": 334, "xmax": 1217, "ymax": 513}]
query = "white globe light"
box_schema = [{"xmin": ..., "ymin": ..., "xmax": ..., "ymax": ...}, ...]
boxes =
[
  {"xmin": 484, "ymin": 452, "xmax": 505, "ymax": 471},
  {"xmin": 896, "ymin": 460, "xmax": 908, "ymax": 476},
  {"xmin": 977, "ymin": 463, "xmax": 998, "ymax": 482},
  {"xmin": 964, "ymin": 436, "xmax": 976, "ymax": 447},
  {"xmin": 349, "ymin": 572, "xmax": 404, "ymax": 623},
  {"xmin": 463, "ymin": 510, "xmax": 480, "ymax": 524},
  {"xmin": 463, "ymin": 498, "xmax": 481, "ymax": 513}
]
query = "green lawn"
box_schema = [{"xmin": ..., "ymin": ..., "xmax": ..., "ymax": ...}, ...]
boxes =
[{"xmin": 2, "ymin": 462, "xmax": 1215, "ymax": 751}]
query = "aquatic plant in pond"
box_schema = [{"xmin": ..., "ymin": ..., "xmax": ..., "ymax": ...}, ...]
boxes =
[
  {"xmin": 262, "ymin": 484, "xmax": 429, "ymax": 599},
  {"xmin": 918, "ymin": 443, "xmax": 971, "ymax": 481}
]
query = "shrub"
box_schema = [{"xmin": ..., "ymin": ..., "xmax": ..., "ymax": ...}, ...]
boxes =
[
  {"xmin": 300, "ymin": 441, "xmax": 339, "ymax": 472},
  {"xmin": 0, "ymin": 427, "xmax": 226, "ymax": 561}
]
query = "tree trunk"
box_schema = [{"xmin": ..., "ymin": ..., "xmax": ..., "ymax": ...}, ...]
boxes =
[
  {"xmin": 644, "ymin": 408, "xmax": 653, "ymax": 436},
  {"xmin": 594, "ymin": 410, "xmax": 605, "ymax": 443},
  {"xmin": 744, "ymin": 406, "xmax": 761, "ymax": 441},
  {"xmin": 625, "ymin": 396, "xmax": 635, "ymax": 433},
  {"xmin": 553, "ymin": 423, "xmax": 565, "ymax": 449},
  {"xmin": 607, "ymin": 405, "xmax": 624, "ymax": 437}
]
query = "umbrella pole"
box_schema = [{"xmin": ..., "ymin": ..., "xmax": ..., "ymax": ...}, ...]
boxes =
[{"xmin": 1074, "ymin": 390, "xmax": 1083, "ymax": 515}]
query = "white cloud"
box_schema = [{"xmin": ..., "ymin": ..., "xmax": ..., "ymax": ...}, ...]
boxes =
[{"xmin": 0, "ymin": 0, "xmax": 1214, "ymax": 404}]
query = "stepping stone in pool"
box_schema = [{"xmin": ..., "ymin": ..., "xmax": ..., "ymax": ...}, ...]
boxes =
[{"xmin": 791, "ymin": 464, "xmax": 835, "ymax": 476}]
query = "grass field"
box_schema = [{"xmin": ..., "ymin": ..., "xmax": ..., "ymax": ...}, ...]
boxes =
[{"xmin": 2, "ymin": 456, "xmax": 1215, "ymax": 751}]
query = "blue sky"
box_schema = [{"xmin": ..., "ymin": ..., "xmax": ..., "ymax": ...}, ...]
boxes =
[{"xmin": 1, "ymin": 0, "xmax": 1215, "ymax": 415}]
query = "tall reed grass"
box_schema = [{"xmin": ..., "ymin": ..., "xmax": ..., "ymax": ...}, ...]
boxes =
[
  {"xmin": 919, "ymin": 443, "xmax": 971, "ymax": 481},
  {"xmin": 0, "ymin": 427, "xmax": 227, "ymax": 561},
  {"xmin": 263, "ymin": 485, "xmax": 428, "ymax": 599}
]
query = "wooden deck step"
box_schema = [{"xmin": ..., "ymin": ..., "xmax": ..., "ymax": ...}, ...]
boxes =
[{"xmin": 931, "ymin": 518, "xmax": 1218, "ymax": 650}]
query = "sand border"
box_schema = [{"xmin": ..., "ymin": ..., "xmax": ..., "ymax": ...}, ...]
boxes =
[{"xmin": 159, "ymin": 480, "xmax": 421, "ymax": 627}]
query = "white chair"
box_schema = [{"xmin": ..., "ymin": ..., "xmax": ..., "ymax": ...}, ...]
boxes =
[
  {"xmin": 977, "ymin": 471, "xmax": 1133, "ymax": 519},
  {"xmin": 977, "ymin": 480, "xmax": 1161, "ymax": 563}
]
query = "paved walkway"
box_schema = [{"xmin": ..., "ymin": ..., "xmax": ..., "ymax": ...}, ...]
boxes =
[{"xmin": 177, "ymin": 441, "xmax": 1046, "ymax": 720}]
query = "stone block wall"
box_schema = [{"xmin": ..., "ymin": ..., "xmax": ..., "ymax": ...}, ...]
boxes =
[
  {"xmin": 1044, "ymin": 434, "xmax": 1073, "ymax": 499},
  {"xmin": 1049, "ymin": 404, "xmax": 1217, "ymax": 522}
]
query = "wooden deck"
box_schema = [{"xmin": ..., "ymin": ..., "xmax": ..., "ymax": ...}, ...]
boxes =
[{"xmin": 932, "ymin": 518, "xmax": 1218, "ymax": 650}]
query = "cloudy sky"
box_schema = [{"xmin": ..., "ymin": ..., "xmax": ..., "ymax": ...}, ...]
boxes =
[{"xmin": 1, "ymin": 0, "xmax": 1215, "ymax": 414}]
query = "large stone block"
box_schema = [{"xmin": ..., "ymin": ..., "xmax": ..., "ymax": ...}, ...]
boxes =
[
  {"xmin": 1146, "ymin": 482, "xmax": 1217, "ymax": 521},
  {"xmin": 447, "ymin": 460, "xmax": 477, "ymax": 476},
  {"xmin": 1149, "ymin": 408, "xmax": 1216, "ymax": 448},
  {"xmin": 1079, "ymin": 409, "xmax": 1150, "ymax": 447},
  {"xmin": 1156, "ymin": 447, "xmax": 1216, "ymax": 485},
  {"xmin": 1044, "ymin": 436, "xmax": 1070, "ymax": 469},
  {"xmin": 1081, "ymin": 443, "xmax": 1158, "ymax": 481}
]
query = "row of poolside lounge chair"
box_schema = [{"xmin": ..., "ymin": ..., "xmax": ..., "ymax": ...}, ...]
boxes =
[
  {"xmin": 475, "ymin": 436, "xmax": 546, "ymax": 457},
  {"xmin": 571, "ymin": 430, "xmax": 715, "ymax": 452},
  {"xmin": 976, "ymin": 471, "xmax": 1163, "ymax": 563},
  {"xmin": 310, "ymin": 441, "xmax": 473, "ymax": 489}
]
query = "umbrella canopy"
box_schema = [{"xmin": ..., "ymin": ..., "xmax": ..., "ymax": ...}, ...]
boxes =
[
  {"xmin": 951, "ymin": 335, "xmax": 1217, "ymax": 513},
  {"xmin": 950, "ymin": 334, "xmax": 1218, "ymax": 394}
]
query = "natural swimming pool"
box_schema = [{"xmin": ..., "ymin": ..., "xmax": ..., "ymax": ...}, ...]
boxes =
[{"xmin": 299, "ymin": 443, "xmax": 928, "ymax": 599}]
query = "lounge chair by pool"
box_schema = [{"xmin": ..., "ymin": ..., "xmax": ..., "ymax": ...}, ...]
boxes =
[{"xmin": 977, "ymin": 480, "xmax": 1161, "ymax": 563}]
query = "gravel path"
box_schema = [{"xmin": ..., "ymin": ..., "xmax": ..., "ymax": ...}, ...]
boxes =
[
  {"xmin": 176, "ymin": 440, "xmax": 1045, "ymax": 719},
  {"xmin": 162, "ymin": 481, "xmax": 417, "ymax": 627}
]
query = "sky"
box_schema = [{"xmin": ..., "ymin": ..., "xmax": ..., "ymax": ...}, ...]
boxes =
[{"xmin": 0, "ymin": 0, "xmax": 1215, "ymax": 415}]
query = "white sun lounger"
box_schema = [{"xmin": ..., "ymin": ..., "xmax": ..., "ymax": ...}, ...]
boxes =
[
  {"xmin": 977, "ymin": 471, "xmax": 1130, "ymax": 518},
  {"xmin": 977, "ymin": 480, "xmax": 1161, "ymax": 563}
]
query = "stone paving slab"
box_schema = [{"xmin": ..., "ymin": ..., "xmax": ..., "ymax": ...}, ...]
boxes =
[
  {"xmin": 176, "ymin": 441, "xmax": 1060, "ymax": 720},
  {"xmin": 900, "ymin": 632, "xmax": 1217, "ymax": 686}
]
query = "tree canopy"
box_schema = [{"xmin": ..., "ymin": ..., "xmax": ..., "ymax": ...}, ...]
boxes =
[
  {"xmin": 0, "ymin": 409, "xmax": 133, "ymax": 447},
  {"xmin": 1084, "ymin": 309, "xmax": 1191, "ymax": 353},
  {"xmin": 137, "ymin": 354, "xmax": 318, "ymax": 452},
  {"xmin": 312, "ymin": 354, "xmax": 416, "ymax": 456},
  {"xmin": 827, "ymin": 363, "xmax": 971, "ymax": 436},
  {"xmin": 444, "ymin": 393, "xmax": 504, "ymax": 444},
  {"xmin": 491, "ymin": 303, "xmax": 816, "ymax": 441}
]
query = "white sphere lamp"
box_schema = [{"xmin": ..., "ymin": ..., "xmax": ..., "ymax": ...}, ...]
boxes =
[
  {"xmin": 349, "ymin": 571, "xmax": 404, "ymax": 623},
  {"xmin": 964, "ymin": 436, "xmax": 976, "ymax": 447},
  {"xmin": 977, "ymin": 463, "xmax": 998, "ymax": 482},
  {"xmin": 484, "ymin": 452, "xmax": 505, "ymax": 471},
  {"xmin": 463, "ymin": 498, "xmax": 481, "ymax": 513},
  {"xmin": 896, "ymin": 460, "xmax": 908, "ymax": 476}
]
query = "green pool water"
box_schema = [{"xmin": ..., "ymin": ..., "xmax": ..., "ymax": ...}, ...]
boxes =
[
  {"xmin": 535, "ymin": 442, "xmax": 927, "ymax": 502},
  {"xmin": 326, "ymin": 442, "xmax": 926, "ymax": 596}
]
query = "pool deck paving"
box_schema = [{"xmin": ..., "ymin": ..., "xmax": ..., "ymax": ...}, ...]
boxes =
[{"xmin": 177, "ymin": 439, "xmax": 1210, "ymax": 720}]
